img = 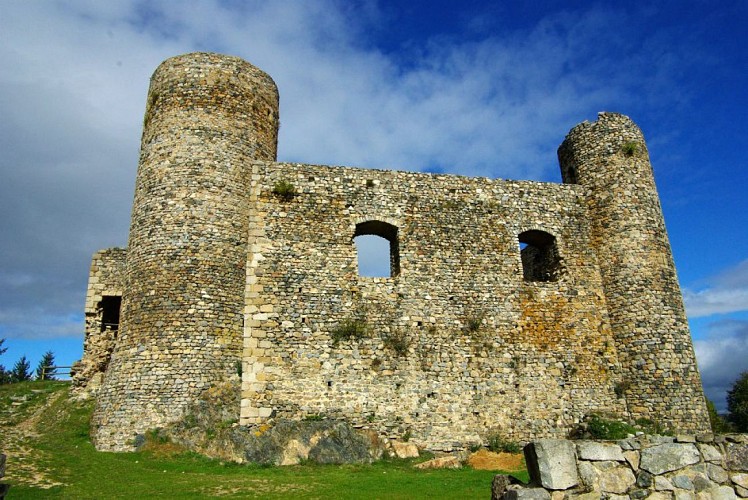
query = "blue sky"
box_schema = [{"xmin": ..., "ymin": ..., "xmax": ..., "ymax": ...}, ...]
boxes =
[{"xmin": 0, "ymin": 1, "xmax": 746, "ymax": 411}]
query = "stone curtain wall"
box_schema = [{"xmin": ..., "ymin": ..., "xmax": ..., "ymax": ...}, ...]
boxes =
[
  {"xmin": 84, "ymin": 53, "xmax": 710, "ymax": 452},
  {"xmin": 241, "ymin": 161, "xmax": 626, "ymax": 449},
  {"xmin": 91, "ymin": 53, "xmax": 280, "ymax": 450},
  {"xmin": 72, "ymin": 247, "xmax": 126, "ymax": 391},
  {"xmin": 558, "ymin": 114, "xmax": 709, "ymax": 433},
  {"xmin": 496, "ymin": 435, "xmax": 748, "ymax": 499}
]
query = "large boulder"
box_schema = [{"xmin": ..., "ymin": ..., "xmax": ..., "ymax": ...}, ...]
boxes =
[
  {"xmin": 240, "ymin": 420, "xmax": 380, "ymax": 465},
  {"xmin": 577, "ymin": 441, "xmax": 625, "ymax": 462},
  {"xmin": 698, "ymin": 443, "xmax": 723, "ymax": 464},
  {"xmin": 731, "ymin": 473, "xmax": 748, "ymax": 489},
  {"xmin": 598, "ymin": 466, "xmax": 636, "ymax": 494},
  {"xmin": 640, "ymin": 443, "xmax": 701, "ymax": 475},
  {"xmin": 391, "ymin": 441, "xmax": 419, "ymax": 459},
  {"xmin": 163, "ymin": 382, "xmax": 385, "ymax": 465},
  {"xmin": 492, "ymin": 474, "xmax": 513, "ymax": 500},
  {"xmin": 502, "ymin": 487, "xmax": 551, "ymax": 499},
  {"xmin": 726, "ymin": 442, "xmax": 748, "ymax": 472},
  {"xmin": 524, "ymin": 440, "xmax": 578, "ymax": 490}
]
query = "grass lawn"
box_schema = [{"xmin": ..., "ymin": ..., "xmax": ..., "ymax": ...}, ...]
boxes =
[{"xmin": 1, "ymin": 381, "xmax": 527, "ymax": 499}]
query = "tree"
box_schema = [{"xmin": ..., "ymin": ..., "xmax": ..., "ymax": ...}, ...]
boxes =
[
  {"xmin": 706, "ymin": 399, "xmax": 732, "ymax": 433},
  {"xmin": 11, "ymin": 355, "xmax": 32, "ymax": 382},
  {"xmin": 35, "ymin": 350, "xmax": 56, "ymax": 380},
  {"xmin": 0, "ymin": 338, "xmax": 9, "ymax": 384},
  {"xmin": 727, "ymin": 371, "xmax": 748, "ymax": 432}
]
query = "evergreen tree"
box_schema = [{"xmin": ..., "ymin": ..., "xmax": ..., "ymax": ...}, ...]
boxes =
[
  {"xmin": 35, "ymin": 350, "xmax": 56, "ymax": 380},
  {"xmin": 727, "ymin": 371, "xmax": 748, "ymax": 432},
  {"xmin": 11, "ymin": 355, "xmax": 32, "ymax": 382},
  {"xmin": 0, "ymin": 338, "xmax": 9, "ymax": 384},
  {"xmin": 706, "ymin": 399, "xmax": 732, "ymax": 433}
]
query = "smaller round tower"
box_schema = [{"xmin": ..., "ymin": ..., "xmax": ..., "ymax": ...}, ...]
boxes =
[
  {"xmin": 558, "ymin": 112, "xmax": 709, "ymax": 432},
  {"xmin": 92, "ymin": 53, "xmax": 280, "ymax": 450}
]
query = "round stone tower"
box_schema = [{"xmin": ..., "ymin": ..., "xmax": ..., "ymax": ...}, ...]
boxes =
[
  {"xmin": 92, "ymin": 53, "xmax": 279, "ymax": 450},
  {"xmin": 558, "ymin": 112, "xmax": 709, "ymax": 433}
]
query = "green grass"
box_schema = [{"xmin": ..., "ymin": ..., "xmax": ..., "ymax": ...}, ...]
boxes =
[{"xmin": 1, "ymin": 381, "xmax": 526, "ymax": 499}]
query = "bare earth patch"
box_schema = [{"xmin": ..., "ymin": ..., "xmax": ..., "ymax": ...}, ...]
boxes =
[{"xmin": 467, "ymin": 449, "xmax": 525, "ymax": 471}]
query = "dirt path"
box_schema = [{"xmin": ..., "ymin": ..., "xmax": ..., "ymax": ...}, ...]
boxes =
[
  {"xmin": 0, "ymin": 389, "xmax": 67, "ymax": 489},
  {"xmin": 467, "ymin": 449, "xmax": 525, "ymax": 471}
]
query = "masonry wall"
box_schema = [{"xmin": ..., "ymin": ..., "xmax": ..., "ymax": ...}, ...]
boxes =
[
  {"xmin": 85, "ymin": 52, "xmax": 710, "ymax": 453},
  {"xmin": 72, "ymin": 247, "xmax": 126, "ymax": 391},
  {"xmin": 241, "ymin": 162, "xmax": 627, "ymax": 449},
  {"xmin": 558, "ymin": 113, "xmax": 709, "ymax": 434},
  {"xmin": 91, "ymin": 53, "xmax": 280, "ymax": 450}
]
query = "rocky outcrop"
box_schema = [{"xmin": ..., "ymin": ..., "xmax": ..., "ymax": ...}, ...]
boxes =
[{"xmin": 157, "ymin": 382, "xmax": 392, "ymax": 465}]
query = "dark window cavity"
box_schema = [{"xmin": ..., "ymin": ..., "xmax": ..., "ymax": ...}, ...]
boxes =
[
  {"xmin": 100, "ymin": 295, "xmax": 122, "ymax": 331},
  {"xmin": 518, "ymin": 230, "xmax": 560, "ymax": 282}
]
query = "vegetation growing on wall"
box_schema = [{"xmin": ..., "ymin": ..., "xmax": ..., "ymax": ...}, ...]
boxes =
[{"xmin": 271, "ymin": 179, "xmax": 296, "ymax": 201}]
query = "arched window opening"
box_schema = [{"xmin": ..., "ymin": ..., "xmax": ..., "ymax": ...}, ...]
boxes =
[
  {"xmin": 518, "ymin": 230, "xmax": 560, "ymax": 282},
  {"xmin": 354, "ymin": 220, "xmax": 400, "ymax": 277}
]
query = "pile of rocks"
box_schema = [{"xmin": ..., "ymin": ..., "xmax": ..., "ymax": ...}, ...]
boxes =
[{"xmin": 493, "ymin": 435, "xmax": 748, "ymax": 499}]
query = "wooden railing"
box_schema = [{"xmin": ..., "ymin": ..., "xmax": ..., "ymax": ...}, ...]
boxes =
[{"xmin": 40, "ymin": 365, "xmax": 73, "ymax": 380}]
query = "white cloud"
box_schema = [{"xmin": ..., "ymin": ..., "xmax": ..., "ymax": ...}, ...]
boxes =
[
  {"xmin": 693, "ymin": 319, "xmax": 748, "ymax": 412},
  {"xmin": 0, "ymin": 309, "xmax": 83, "ymax": 340},
  {"xmin": 0, "ymin": 1, "xmax": 716, "ymax": 342},
  {"xmin": 684, "ymin": 259, "xmax": 748, "ymax": 317}
]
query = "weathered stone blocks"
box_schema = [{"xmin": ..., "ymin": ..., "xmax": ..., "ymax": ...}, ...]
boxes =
[
  {"xmin": 525, "ymin": 440, "xmax": 579, "ymax": 490},
  {"xmin": 504, "ymin": 435, "xmax": 748, "ymax": 499},
  {"xmin": 82, "ymin": 53, "xmax": 710, "ymax": 452},
  {"xmin": 641, "ymin": 444, "xmax": 701, "ymax": 475}
]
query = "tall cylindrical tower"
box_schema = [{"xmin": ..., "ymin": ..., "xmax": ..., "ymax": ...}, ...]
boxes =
[
  {"xmin": 558, "ymin": 112, "xmax": 708, "ymax": 433},
  {"xmin": 92, "ymin": 53, "xmax": 279, "ymax": 450}
]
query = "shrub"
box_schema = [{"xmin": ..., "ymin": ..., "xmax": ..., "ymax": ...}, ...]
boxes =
[
  {"xmin": 383, "ymin": 328, "xmax": 411, "ymax": 356},
  {"xmin": 614, "ymin": 379, "xmax": 631, "ymax": 398},
  {"xmin": 271, "ymin": 179, "xmax": 296, "ymax": 201},
  {"xmin": 633, "ymin": 417, "xmax": 673, "ymax": 436},
  {"xmin": 622, "ymin": 141, "xmax": 639, "ymax": 156},
  {"xmin": 331, "ymin": 317, "xmax": 369, "ymax": 344},
  {"xmin": 585, "ymin": 414, "xmax": 636, "ymax": 440},
  {"xmin": 486, "ymin": 434, "xmax": 521, "ymax": 454},
  {"xmin": 706, "ymin": 400, "xmax": 732, "ymax": 433},
  {"xmin": 463, "ymin": 312, "xmax": 485, "ymax": 334}
]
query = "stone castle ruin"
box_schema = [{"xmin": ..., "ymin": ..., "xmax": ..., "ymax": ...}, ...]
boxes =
[{"xmin": 75, "ymin": 52, "xmax": 710, "ymax": 452}]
